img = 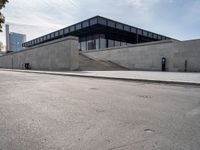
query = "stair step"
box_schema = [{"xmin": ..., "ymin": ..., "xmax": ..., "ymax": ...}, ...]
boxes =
[{"xmin": 79, "ymin": 54, "xmax": 128, "ymax": 71}]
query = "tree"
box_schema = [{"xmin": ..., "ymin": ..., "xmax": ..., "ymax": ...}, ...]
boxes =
[
  {"xmin": 0, "ymin": 41, "xmax": 4, "ymax": 51},
  {"xmin": 0, "ymin": 0, "xmax": 9, "ymax": 32}
]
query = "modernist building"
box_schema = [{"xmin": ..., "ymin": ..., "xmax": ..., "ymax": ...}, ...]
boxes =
[
  {"xmin": 22, "ymin": 16, "xmax": 172, "ymax": 51},
  {"xmin": 9, "ymin": 32, "xmax": 26, "ymax": 52}
]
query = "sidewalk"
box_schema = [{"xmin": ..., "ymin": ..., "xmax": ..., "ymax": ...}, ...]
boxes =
[{"xmin": 1, "ymin": 69, "xmax": 200, "ymax": 85}]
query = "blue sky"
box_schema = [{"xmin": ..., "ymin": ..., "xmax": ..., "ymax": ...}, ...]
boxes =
[{"xmin": 0, "ymin": 0, "xmax": 200, "ymax": 49}]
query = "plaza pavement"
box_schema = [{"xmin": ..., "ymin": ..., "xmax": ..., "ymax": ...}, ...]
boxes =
[
  {"xmin": 0, "ymin": 70, "xmax": 200, "ymax": 150},
  {"xmin": 0, "ymin": 68, "xmax": 200, "ymax": 85}
]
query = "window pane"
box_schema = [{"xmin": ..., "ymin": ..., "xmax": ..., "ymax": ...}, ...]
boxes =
[
  {"xmin": 148, "ymin": 32, "xmax": 153, "ymax": 38},
  {"xmin": 76, "ymin": 23, "xmax": 81, "ymax": 30},
  {"xmin": 90, "ymin": 18, "xmax": 98, "ymax": 25},
  {"xmin": 124, "ymin": 25, "xmax": 130, "ymax": 32},
  {"xmin": 108, "ymin": 39, "xmax": 114, "ymax": 47},
  {"xmin": 44, "ymin": 36, "xmax": 47, "ymax": 40},
  {"xmin": 47, "ymin": 34, "xmax": 50, "ymax": 39},
  {"xmin": 98, "ymin": 17, "xmax": 107, "ymax": 25},
  {"xmin": 70, "ymin": 26, "xmax": 75, "ymax": 32},
  {"xmin": 100, "ymin": 38, "xmax": 106, "ymax": 49},
  {"xmin": 88, "ymin": 41, "xmax": 93, "ymax": 50},
  {"xmin": 143, "ymin": 31, "xmax": 148, "ymax": 36},
  {"xmin": 50, "ymin": 33, "xmax": 54, "ymax": 38},
  {"xmin": 107, "ymin": 20, "xmax": 115, "ymax": 28},
  {"xmin": 116, "ymin": 23, "xmax": 123, "ymax": 30},
  {"xmin": 137, "ymin": 29, "xmax": 142, "ymax": 35},
  {"xmin": 64, "ymin": 28, "xmax": 69, "ymax": 34},
  {"xmin": 80, "ymin": 41, "xmax": 86, "ymax": 51},
  {"xmin": 95, "ymin": 38, "xmax": 99, "ymax": 50},
  {"xmin": 115, "ymin": 41, "xmax": 120, "ymax": 47},
  {"xmin": 131, "ymin": 27, "xmax": 137, "ymax": 33},
  {"xmin": 153, "ymin": 34, "xmax": 157, "ymax": 39},
  {"xmin": 59, "ymin": 30, "xmax": 64, "ymax": 36},
  {"xmin": 87, "ymin": 40, "xmax": 96, "ymax": 50},
  {"xmin": 55, "ymin": 32, "xmax": 59, "ymax": 37},
  {"xmin": 82, "ymin": 21, "xmax": 89, "ymax": 28},
  {"xmin": 121, "ymin": 42, "xmax": 126, "ymax": 46}
]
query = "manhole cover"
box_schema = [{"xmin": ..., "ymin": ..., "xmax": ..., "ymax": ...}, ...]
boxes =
[
  {"xmin": 138, "ymin": 95, "xmax": 152, "ymax": 99},
  {"xmin": 90, "ymin": 88, "xmax": 98, "ymax": 90},
  {"xmin": 144, "ymin": 129, "xmax": 155, "ymax": 133}
]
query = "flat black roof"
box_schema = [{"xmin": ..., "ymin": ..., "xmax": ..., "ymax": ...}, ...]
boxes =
[{"xmin": 23, "ymin": 16, "xmax": 172, "ymax": 47}]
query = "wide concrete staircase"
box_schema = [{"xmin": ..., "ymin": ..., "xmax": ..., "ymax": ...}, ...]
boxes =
[{"xmin": 79, "ymin": 54, "xmax": 128, "ymax": 71}]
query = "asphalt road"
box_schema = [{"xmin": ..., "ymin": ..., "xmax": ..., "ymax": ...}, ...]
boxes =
[{"xmin": 0, "ymin": 70, "xmax": 200, "ymax": 150}]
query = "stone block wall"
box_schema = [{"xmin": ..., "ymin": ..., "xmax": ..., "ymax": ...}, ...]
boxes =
[
  {"xmin": 0, "ymin": 36, "xmax": 79, "ymax": 71},
  {"xmin": 82, "ymin": 39, "xmax": 200, "ymax": 72}
]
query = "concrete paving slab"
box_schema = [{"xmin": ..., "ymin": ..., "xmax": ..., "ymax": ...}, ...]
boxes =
[
  {"xmin": 0, "ymin": 69, "xmax": 200, "ymax": 85},
  {"xmin": 0, "ymin": 70, "xmax": 200, "ymax": 150}
]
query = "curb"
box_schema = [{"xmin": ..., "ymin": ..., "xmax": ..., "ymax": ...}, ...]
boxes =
[{"xmin": 1, "ymin": 69, "xmax": 200, "ymax": 86}]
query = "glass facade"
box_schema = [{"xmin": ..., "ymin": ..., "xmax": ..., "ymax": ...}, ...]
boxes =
[
  {"xmin": 9, "ymin": 32, "xmax": 27, "ymax": 52},
  {"xmin": 79, "ymin": 34, "xmax": 131, "ymax": 51}
]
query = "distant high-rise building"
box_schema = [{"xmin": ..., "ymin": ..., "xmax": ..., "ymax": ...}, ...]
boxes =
[
  {"xmin": 5, "ymin": 24, "xmax": 26, "ymax": 52},
  {"xmin": 9, "ymin": 32, "xmax": 26, "ymax": 52},
  {"xmin": 5, "ymin": 24, "xmax": 10, "ymax": 52}
]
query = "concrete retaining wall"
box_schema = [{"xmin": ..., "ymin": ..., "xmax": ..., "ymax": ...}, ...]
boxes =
[
  {"xmin": 82, "ymin": 39, "xmax": 200, "ymax": 72},
  {"xmin": 0, "ymin": 36, "xmax": 79, "ymax": 71}
]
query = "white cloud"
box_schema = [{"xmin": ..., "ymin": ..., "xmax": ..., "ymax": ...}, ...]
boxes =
[
  {"xmin": 0, "ymin": 0, "xmax": 80, "ymax": 47},
  {"xmin": 183, "ymin": 0, "xmax": 200, "ymax": 24},
  {"xmin": 125, "ymin": 0, "xmax": 160, "ymax": 9},
  {"xmin": 3, "ymin": 0, "xmax": 79, "ymax": 27}
]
